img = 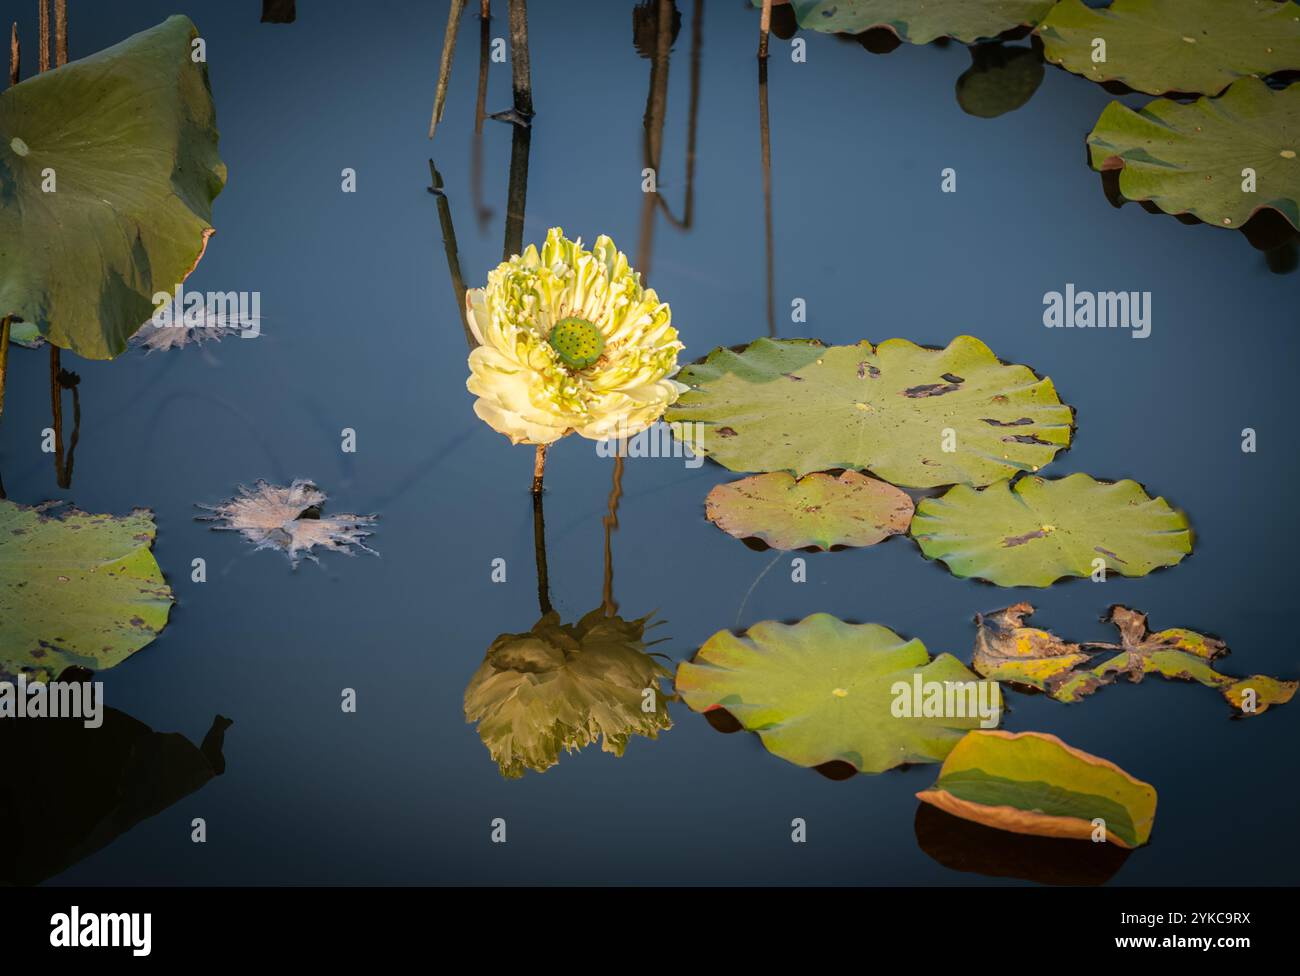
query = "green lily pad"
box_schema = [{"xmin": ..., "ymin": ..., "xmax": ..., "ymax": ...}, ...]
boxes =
[
  {"xmin": 975, "ymin": 603, "xmax": 1298, "ymax": 715},
  {"xmin": 666, "ymin": 336, "xmax": 1073, "ymax": 488},
  {"xmin": 956, "ymin": 44, "xmax": 1046, "ymax": 119},
  {"xmin": 1037, "ymin": 0, "xmax": 1300, "ymax": 96},
  {"xmin": 1088, "ymin": 77, "xmax": 1300, "ymax": 232},
  {"xmin": 911, "ymin": 473, "xmax": 1192, "ymax": 587},
  {"xmin": 705, "ymin": 470, "xmax": 913, "ymax": 551},
  {"xmin": 675, "ymin": 613, "xmax": 1001, "ymax": 774},
  {"xmin": 756, "ymin": 0, "xmax": 1056, "ymax": 44},
  {"xmin": 0, "ymin": 499, "xmax": 174, "ymax": 681},
  {"xmin": 917, "ymin": 730, "xmax": 1158, "ymax": 848},
  {"xmin": 0, "ymin": 16, "xmax": 226, "ymax": 360},
  {"xmin": 464, "ymin": 609, "xmax": 673, "ymax": 778}
]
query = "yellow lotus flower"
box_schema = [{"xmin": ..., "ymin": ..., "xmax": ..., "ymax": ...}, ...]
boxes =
[{"xmin": 465, "ymin": 228, "xmax": 685, "ymax": 445}]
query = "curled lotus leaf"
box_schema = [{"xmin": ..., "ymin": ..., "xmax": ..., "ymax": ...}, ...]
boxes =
[
  {"xmin": 0, "ymin": 499, "xmax": 174, "ymax": 681},
  {"xmin": 757, "ymin": 0, "xmax": 1056, "ymax": 44},
  {"xmin": 917, "ymin": 730, "xmax": 1158, "ymax": 849},
  {"xmin": 666, "ymin": 336, "xmax": 1073, "ymax": 488},
  {"xmin": 1088, "ymin": 77, "xmax": 1300, "ymax": 232},
  {"xmin": 0, "ymin": 16, "xmax": 226, "ymax": 359},
  {"xmin": 1038, "ymin": 0, "xmax": 1300, "ymax": 97},
  {"xmin": 911, "ymin": 473, "xmax": 1192, "ymax": 587},
  {"xmin": 675, "ymin": 613, "xmax": 1000, "ymax": 775},
  {"xmin": 705, "ymin": 470, "xmax": 913, "ymax": 551}
]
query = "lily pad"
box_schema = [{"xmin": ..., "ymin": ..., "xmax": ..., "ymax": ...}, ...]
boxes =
[
  {"xmin": 974, "ymin": 603, "xmax": 1298, "ymax": 715},
  {"xmin": 0, "ymin": 16, "xmax": 226, "ymax": 360},
  {"xmin": 757, "ymin": 0, "xmax": 1056, "ymax": 44},
  {"xmin": 0, "ymin": 499, "xmax": 174, "ymax": 681},
  {"xmin": 666, "ymin": 336, "xmax": 1073, "ymax": 488},
  {"xmin": 1037, "ymin": 0, "xmax": 1300, "ymax": 96},
  {"xmin": 705, "ymin": 470, "xmax": 913, "ymax": 551},
  {"xmin": 464, "ymin": 609, "xmax": 673, "ymax": 778},
  {"xmin": 197, "ymin": 480, "xmax": 377, "ymax": 567},
  {"xmin": 911, "ymin": 473, "xmax": 1192, "ymax": 587},
  {"xmin": 917, "ymin": 730, "xmax": 1158, "ymax": 848},
  {"xmin": 956, "ymin": 44, "xmax": 1046, "ymax": 119},
  {"xmin": 1088, "ymin": 77, "xmax": 1300, "ymax": 232},
  {"xmin": 675, "ymin": 613, "xmax": 1000, "ymax": 774}
]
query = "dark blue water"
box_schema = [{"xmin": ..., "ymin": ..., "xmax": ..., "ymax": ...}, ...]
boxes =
[{"xmin": 2, "ymin": 0, "xmax": 1296, "ymax": 885}]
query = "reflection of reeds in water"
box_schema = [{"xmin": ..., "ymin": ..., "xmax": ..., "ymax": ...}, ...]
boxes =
[
  {"xmin": 759, "ymin": 56, "xmax": 775, "ymax": 337},
  {"xmin": 472, "ymin": 4, "xmax": 493, "ymax": 230}
]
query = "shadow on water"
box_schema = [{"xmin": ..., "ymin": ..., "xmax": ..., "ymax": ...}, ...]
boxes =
[{"xmin": 0, "ymin": 667, "xmax": 231, "ymax": 886}]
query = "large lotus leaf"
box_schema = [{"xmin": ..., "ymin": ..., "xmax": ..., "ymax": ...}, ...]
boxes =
[
  {"xmin": 917, "ymin": 730, "xmax": 1157, "ymax": 848},
  {"xmin": 1037, "ymin": 0, "xmax": 1300, "ymax": 96},
  {"xmin": 956, "ymin": 44, "xmax": 1046, "ymax": 119},
  {"xmin": 666, "ymin": 336, "xmax": 1073, "ymax": 488},
  {"xmin": 675, "ymin": 613, "xmax": 1000, "ymax": 774},
  {"xmin": 0, "ymin": 16, "xmax": 226, "ymax": 360},
  {"xmin": 756, "ymin": 0, "xmax": 1055, "ymax": 44},
  {"xmin": 0, "ymin": 500, "xmax": 174, "ymax": 681},
  {"xmin": 705, "ymin": 470, "xmax": 913, "ymax": 551},
  {"xmin": 911, "ymin": 473, "xmax": 1191, "ymax": 587},
  {"xmin": 1087, "ymin": 78, "xmax": 1300, "ymax": 232},
  {"xmin": 464, "ymin": 609, "xmax": 673, "ymax": 778}
]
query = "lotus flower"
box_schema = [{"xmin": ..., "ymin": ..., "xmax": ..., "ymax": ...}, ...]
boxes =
[{"xmin": 465, "ymin": 228, "xmax": 685, "ymax": 446}]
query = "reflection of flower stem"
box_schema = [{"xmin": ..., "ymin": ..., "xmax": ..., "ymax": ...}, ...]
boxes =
[
  {"xmin": 428, "ymin": 0, "xmax": 467, "ymax": 139},
  {"xmin": 472, "ymin": 4, "xmax": 493, "ymax": 231},
  {"xmin": 602, "ymin": 453, "xmax": 625, "ymax": 616},
  {"xmin": 428, "ymin": 160, "xmax": 476, "ymax": 348},
  {"xmin": 532, "ymin": 477, "xmax": 552, "ymax": 615},
  {"xmin": 759, "ymin": 57, "xmax": 775, "ymax": 337}
]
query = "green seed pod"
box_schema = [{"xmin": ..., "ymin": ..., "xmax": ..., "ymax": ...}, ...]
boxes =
[{"xmin": 547, "ymin": 316, "xmax": 605, "ymax": 370}]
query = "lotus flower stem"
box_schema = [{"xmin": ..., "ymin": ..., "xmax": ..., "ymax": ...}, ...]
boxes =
[
  {"xmin": 601, "ymin": 454, "xmax": 625, "ymax": 616},
  {"xmin": 759, "ymin": 57, "xmax": 775, "ymax": 337},
  {"xmin": 531, "ymin": 480, "xmax": 552, "ymax": 613},
  {"xmin": 429, "ymin": 0, "xmax": 467, "ymax": 139},
  {"xmin": 37, "ymin": 0, "xmax": 48, "ymax": 72},
  {"xmin": 531, "ymin": 443, "xmax": 547, "ymax": 495},
  {"xmin": 481, "ymin": 0, "xmax": 490, "ymax": 17},
  {"xmin": 54, "ymin": 0, "xmax": 66, "ymax": 66},
  {"xmin": 758, "ymin": 0, "xmax": 772, "ymax": 60},
  {"xmin": 0, "ymin": 317, "xmax": 11, "ymax": 423},
  {"xmin": 8, "ymin": 22, "xmax": 17, "ymax": 85}
]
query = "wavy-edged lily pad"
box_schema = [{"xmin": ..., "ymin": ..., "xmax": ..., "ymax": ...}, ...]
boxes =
[
  {"xmin": 0, "ymin": 16, "xmax": 226, "ymax": 360},
  {"xmin": 0, "ymin": 500, "xmax": 174, "ymax": 681},
  {"xmin": 917, "ymin": 730, "xmax": 1157, "ymax": 848},
  {"xmin": 1038, "ymin": 0, "xmax": 1300, "ymax": 96},
  {"xmin": 666, "ymin": 336, "xmax": 1073, "ymax": 488},
  {"xmin": 675, "ymin": 613, "xmax": 1000, "ymax": 774},
  {"xmin": 464, "ymin": 609, "xmax": 673, "ymax": 778},
  {"xmin": 975, "ymin": 603, "xmax": 1297, "ymax": 715},
  {"xmin": 197, "ymin": 480, "xmax": 377, "ymax": 567},
  {"xmin": 757, "ymin": 0, "xmax": 1055, "ymax": 44},
  {"xmin": 705, "ymin": 470, "xmax": 913, "ymax": 551},
  {"xmin": 956, "ymin": 44, "xmax": 1046, "ymax": 118},
  {"xmin": 1088, "ymin": 77, "xmax": 1300, "ymax": 232},
  {"xmin": 911, "ymin": 473, "xmax": 1191, "ymax": 587}
]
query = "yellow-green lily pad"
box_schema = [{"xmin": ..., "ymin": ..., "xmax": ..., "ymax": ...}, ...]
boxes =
[
  {"xmin": 705, "ymin": 470, "xmax": 913, "ymax": 551},
  {"xmin": 917, "ymin": 730, "xmax": 1158, "ymax": 848},
  {"xmin": 911, "ymin": 473, "xmax": 1192, "ymax": 587}
]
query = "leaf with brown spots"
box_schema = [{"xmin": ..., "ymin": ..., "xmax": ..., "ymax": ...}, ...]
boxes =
[
  {"xmin": 0, "ymin": 499, "xmax": 174, "ymax": 681},
  {"xmin": 705, "ymin": 470, "xmax": 913, "ymax": 551}
]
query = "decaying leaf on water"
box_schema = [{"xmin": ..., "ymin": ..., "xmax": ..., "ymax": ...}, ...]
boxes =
[
  {"xmin": 197, "ymin": 480, "xmax": 377, "ymax": 567},
  {"xmin": 973, "ymin": 603, "xmax": 1297, "ymax": 715},
  {"xmin": 705, "ymin": 470, "xmax": 913, "ymax": 551},
  {"xmin": 464, "ymin": 609, "xmax": 673, "ymax": 778}
]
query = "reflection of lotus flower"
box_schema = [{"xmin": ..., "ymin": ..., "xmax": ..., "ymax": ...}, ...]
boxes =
[
  {"xmin": 464, "ymin": 608, "xmax": 673, "ymax": 778},
  {"xmin": 465, "ymin": 228, "xmax": 685, "ymax": 445}
]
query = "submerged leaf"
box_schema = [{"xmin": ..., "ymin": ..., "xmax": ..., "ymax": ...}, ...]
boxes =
[
  {"xmin": 676, "ymin": 613, "xmax": 1001, "ymax": 775},
  {"xmin": 0, "ymin": 16, "xmax": 226, "ymax": 360},
  {"xmin": 758, "ymin": 0, "xmax": 1056, "ymax": 44},
  {"xmin": 0, "ymin": 500, "xmax": 174, "ymax": 681},
  {"xmin": 197, "ymin": 480, "xmax": 377, "ymax": 567},
  {"xmin": 464, "ymin": 609, "xmax": 673, "ymax": 778},
  {"xmin": 911, "ymin": 473, "xmax": 1192, "ymax": 587},
  {"xmin": 705, "ymin": 470, "xmax": 913, "ymax": 551},
  {"xmin": 917, "ymin": 730, "xmax": 1158, "ymax": 848},
  {"xmin": 666, "ymin": 336, "xmax": 1073, "ymax": 488},
  {"xmin": 1038, "ymin": 0, "xmax": 1300, "ymax": 97},
  {"xmin": 973, "ymin": 603, "xmax": 1297, "ymax": 715},
  {"xmin": 1087, "ymin": 77, "xmax": 1300, "ymax": 232}
]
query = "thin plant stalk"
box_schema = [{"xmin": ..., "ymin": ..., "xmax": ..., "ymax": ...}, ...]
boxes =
[
  {"xmin": 54, "ymin": 0, "xmax": 66, "ymax": 66},
  {"xmin": 531, "ymin": 443, "xmax": 546, "ymax": 495},
  {"xmin": 8, "ymin": 22, "xmax": 18, "ymax": 85},
  {"xmin": 0, "ymin": 317, "xmax": 11, "ymax": 424},
  {"xmin": 601, "ymin": 453, "xmax": 625, "ymax": 617},
  {"xmin": 38, "ymin": 0, "xmax": 48, "ymax": 73},
  {"xmin": 531, "ymin": 479, "xmax": 552, "ymax": 615},
  {"xmin": 428, "ymin": 160, "xmax": 476, "ymax": 348},
  {"xmin": 49, "ymin": 346, "xmax": 63, "ymax": 482},
  {"xmin": 472, "ymin": 4, "xmax": 492, "ymax": 230},
  {"xmin": 429, "ymin": 0, "xmax": 467, "ymax": 139},
  {"xmin": 507, "ymin": 0, "xmax": 532, "ymax": 118},
  {"xmin": 759, "ymin": 0, "xmax": 772, "ymax": 60},
  {"xmin": 759, "ymin": 56, "xmax": 775, "ymax": 337}
]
